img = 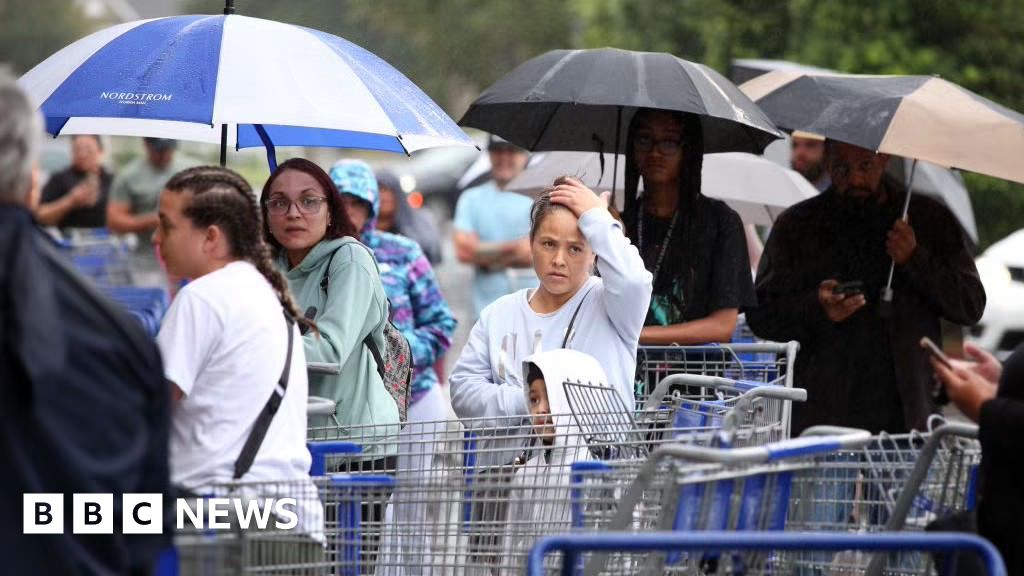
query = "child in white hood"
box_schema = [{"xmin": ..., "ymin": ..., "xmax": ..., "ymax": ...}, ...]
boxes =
[{"xmin": 500, "ymin": 349, "xmax": 618, "ymax": 574}]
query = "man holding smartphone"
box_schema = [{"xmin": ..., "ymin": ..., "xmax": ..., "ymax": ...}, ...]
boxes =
[{"xmin": 747, "ymin": 140, "xmax": 986, "ymax": 434}]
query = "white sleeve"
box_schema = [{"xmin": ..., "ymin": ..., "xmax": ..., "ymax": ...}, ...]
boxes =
[
  {"xmin": 578, "ymin": 207, "xmax": 653, "ymax": 346},
  {"xmin": 448, "ymin": 308, "xmax": 528, "ymax": 424},
  {"xmin": 156, "ymin": 289, "xmax": 222, "ymax": 397}
]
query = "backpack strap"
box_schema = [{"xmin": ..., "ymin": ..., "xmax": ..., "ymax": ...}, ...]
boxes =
[
  {"xmin": 318, "ymin": 240, "xmax": 387, "ymax": 381},
  {"xmin": 233, "ymin": 310, "xmax": 295, "ymax": 481}
]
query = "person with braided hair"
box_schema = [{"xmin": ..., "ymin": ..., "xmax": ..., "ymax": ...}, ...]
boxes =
[
  {"xmin": 261, "ymin": 158, "xmax": 400, "ymax": 467},
  {"xmin": 153, "ymin": 166, "xmax": 325, "ymax": 561},
  {"xmin": 621, "ymin": 109, "xmax": 756, "ymax": 347}
]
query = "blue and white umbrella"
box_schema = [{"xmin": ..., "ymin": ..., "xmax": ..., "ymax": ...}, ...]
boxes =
[{"xmin": 18, "ymin": 14, "xmax": 474, "ymax": 166}]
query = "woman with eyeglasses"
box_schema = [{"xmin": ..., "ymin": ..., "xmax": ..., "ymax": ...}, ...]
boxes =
[
  {"xmin": 261, "ymin": 158, "xmax": 399, "ymax": 467},
  {"xmin": 622, "ymin": 108, "xmax": 756, "ymax": 354}
]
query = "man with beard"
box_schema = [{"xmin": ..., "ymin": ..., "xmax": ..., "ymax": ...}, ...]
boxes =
[
  {"xmin": 790, "ymin": 131, "xmax": 831, "ymax": 192},
  {"xmin": 747, "ymin": 140, "xmax": 985, "ymax": 434}
]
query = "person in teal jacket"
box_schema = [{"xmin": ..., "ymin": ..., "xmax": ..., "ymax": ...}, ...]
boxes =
[{"xmin": 260, "ymin": 157, "xmax": 399, "ymax": 463}]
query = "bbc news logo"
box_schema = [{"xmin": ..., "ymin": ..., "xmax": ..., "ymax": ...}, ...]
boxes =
[{"xmin": 24, "ymin": 494, "xmax": 299, "ymax": 534}]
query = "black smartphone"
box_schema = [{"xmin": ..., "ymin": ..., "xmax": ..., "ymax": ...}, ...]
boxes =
[{"xmin": 832, "ymin": 280, "xmax": 864, "ymax": 297}]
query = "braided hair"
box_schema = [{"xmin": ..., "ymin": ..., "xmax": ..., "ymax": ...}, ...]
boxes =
[
  {"xmin": 623, "ymin": 109, "xmax": 705, "ymax": 300},
  {"xmin": 163, "ymin": 166, "xmax": 305, "ymax": 323}
]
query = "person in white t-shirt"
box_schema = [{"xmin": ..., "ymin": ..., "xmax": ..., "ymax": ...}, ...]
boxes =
[
  {"xmin": 449, "ymin": 176, "xmax": 653, "ymax": 442},
  {"xmin": 153, "ymin": 167, "xmax": 325, "ymax": 562}
]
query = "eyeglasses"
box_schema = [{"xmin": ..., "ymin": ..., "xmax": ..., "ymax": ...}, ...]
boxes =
[
  {"xmin": 266, "ymin": 196, "xmax": 328, "ymax": 216},
  {"xmin": 633, "ymin": 135, "xmax": 683, "ymax": 155}
]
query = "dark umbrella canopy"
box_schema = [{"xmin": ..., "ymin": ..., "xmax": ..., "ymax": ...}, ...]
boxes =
[{"xmin": 460, "ymin": 48, "xmax": 783, "ymax": 154}]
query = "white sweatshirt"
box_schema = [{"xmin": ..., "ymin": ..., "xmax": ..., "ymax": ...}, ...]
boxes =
[{"xmin": 449, "ymin": 207, "xmax": 653, "ymax": 427}]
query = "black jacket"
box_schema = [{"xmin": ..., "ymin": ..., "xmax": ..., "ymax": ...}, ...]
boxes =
[
  {"xmin": 747, "ymin": 181, "xmax": 985, "ymax": 433},
  {"xmin": 978, "ymin": 344, "xmax": 1024, "ymax": 576},
  {"xmin": 0, "ymin": 205, "xmax": 171, "ymax": 575}
]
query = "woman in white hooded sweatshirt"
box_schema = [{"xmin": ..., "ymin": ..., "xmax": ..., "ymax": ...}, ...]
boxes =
[{"xmin": 449, "ymin": 176, "xmax": 653, "ymax": 435}]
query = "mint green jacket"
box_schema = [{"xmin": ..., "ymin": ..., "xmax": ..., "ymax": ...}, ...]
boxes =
[{"xmin": 278, "ymin": 237, "xmax": 399, "ymax": 456}]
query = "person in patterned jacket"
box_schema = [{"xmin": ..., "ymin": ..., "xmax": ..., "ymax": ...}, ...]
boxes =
[{"xmin": 330, "ymin": 159, "xmax": 457, "ymax": 435}]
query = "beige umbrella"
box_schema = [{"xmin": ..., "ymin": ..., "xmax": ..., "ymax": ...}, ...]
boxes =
[
  {"xmin": 741, "ymin": 71, "xmax": 1024, "ymax": 303},
  {"xmin": 741, "ymin": 70, "xmax": 1024, "ymax": 184}
]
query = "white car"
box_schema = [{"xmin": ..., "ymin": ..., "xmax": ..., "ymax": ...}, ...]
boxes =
[{"xmin": 970, "ymin": 229, "xmax": 1024, "ymax": 359}]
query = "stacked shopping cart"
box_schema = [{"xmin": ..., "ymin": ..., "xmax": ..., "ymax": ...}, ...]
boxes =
[{"xmin": 161, "ymin": 341, "xmax": 990, "ymax": 575}]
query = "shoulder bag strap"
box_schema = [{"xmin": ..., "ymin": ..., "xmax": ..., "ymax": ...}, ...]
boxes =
[
  {"xmin": 561, "ymin": 285, "xmax": 595, "ymax": 348},
  {"xmin": 233, "ymin": 310, "xmax": 295, "ymax": 481}
]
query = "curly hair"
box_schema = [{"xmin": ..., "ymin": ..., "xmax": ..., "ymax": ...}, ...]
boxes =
[{"xmin": 164, "ymin": 166, "xmax": 305, "ymax": 325}]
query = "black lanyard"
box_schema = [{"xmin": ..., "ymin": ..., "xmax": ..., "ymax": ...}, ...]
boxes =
[{"xmin": 637, "ymin": 210, "xmax": 679, "ymax": 287}]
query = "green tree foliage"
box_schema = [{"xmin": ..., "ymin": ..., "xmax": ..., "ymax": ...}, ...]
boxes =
[
  {"xmin": 0, "ymin": 0, "xmax": 94, "ymax": 74},
  {"xmin": 580, "ymin": 0, "xmax": 1024, "ymax": 248}
]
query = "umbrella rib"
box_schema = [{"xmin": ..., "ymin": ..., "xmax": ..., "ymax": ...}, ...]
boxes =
[{"xmin": 529, "ymin": 102, "xmax": 563, "ymax": 151}]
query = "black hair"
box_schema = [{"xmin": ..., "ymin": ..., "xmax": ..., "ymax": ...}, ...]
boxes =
[
  {"xmin": 623, "ymin": 108, "xmax": 705, "ymax": 297},
  {"xmin": 526, "ymin": 363, "xmax": 544, "ymax": 386}
]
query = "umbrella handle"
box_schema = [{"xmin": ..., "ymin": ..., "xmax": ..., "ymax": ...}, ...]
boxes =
[{"xmin": 881, "ymin": 159, "xmax": 919, "ymax": 306}]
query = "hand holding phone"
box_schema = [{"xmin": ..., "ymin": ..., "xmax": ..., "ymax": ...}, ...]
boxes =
[
  {"xmin": 831, "ymin": 280, "xmax": 864, "ymax": 297},
  {"xmin": 920, "ymin": 336, "xmax": 952, "ymax": 369}
]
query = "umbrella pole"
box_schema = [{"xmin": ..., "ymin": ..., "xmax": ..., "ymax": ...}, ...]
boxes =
[
  {"xmin": 611, "ymin": 106, "xmax": 622, "ymax": 204},
  {"xmin": 880, "ymin": 158, "xmax": 918, "ymax": 306},
  {"xmin": 219, "ymin": 124, "xmax": 227, "ymax": 167}
]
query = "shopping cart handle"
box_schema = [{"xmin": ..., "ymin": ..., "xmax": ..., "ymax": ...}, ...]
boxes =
[
  {"xmin": 800, "ymin": 425, "xmax": 876, "ymax": 438},
  {"xmin": 743, "ymin": 385, "xmax": 807, "ymax": 403},
  {"xmin": 530, "ymin": 531, "xmax": 1006, "ymax": 576},
  {"xmin": 643, "ymin": 374, "xmax": 738, "ymax": 410},
  {"xmin": 642, "ymin": 429, "xmax": 872, "ymax": 465},
  {"xmin": 308, "ymin": 441, "xmax": 362, "ymax": 476}
]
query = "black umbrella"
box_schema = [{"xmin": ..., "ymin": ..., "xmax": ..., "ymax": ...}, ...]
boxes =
[{"xmin": 460, "ymin": 48, "xmax": 783, "ymax": 187}]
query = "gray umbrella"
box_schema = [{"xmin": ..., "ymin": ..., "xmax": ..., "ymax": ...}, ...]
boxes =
[{"xmin": 459, "ymin": 48, "xmax": 783, "ymax": 156}]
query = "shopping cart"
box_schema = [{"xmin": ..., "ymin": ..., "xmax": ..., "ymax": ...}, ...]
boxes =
[
  {"xmin": 634, "ymin": 341, "xmax": 800, "ymax": 407},
  {"xmin": 570, "ymin": 422, "xmax": 980, "ymax": 576},
  {"xmin": 307, "ymin": 374, "xmax": 807, "ymax": 474},
  {"xmin": 164, "ymin": 441, "xmax": 394, "ymax": 576},
  {"xmin": 527, "ymin": 532, "xmax": 1006, "ymax": 576},
  {"xmin": 59, "ymin": 231, "xmax": 134, "ymax": 286},
  {"xmin": 305, "ymin": 378, "xmax": 805, "ymax": 575}
]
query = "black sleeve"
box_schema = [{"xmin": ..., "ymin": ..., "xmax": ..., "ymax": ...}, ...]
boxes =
[
  {"xmin": 901, "ymin": 199, "xmax": 986, "ymax": 325},
  {"xmin": 745, "ymin": 208, "xmax": 830, "ymax": 343},
  {"xmin": 708, "ymin": 204, "xmax": 757, "ymax": 312},
  {"xmin": 977, "ymin": 345, "xmax": 1024, "ymax": 454}
]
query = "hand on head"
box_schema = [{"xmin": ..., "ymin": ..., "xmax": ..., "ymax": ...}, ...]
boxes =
[{"xmin": 547, "ymin": 176, "xmax": 608, "ymax": 218}]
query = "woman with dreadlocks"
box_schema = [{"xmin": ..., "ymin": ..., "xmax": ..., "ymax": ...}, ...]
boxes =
[
  {"xmin": 153, "ymin": 166, "xmax": 325, "ymax": 567},
  {"xmin": 622, "ymin": 108, "xmax": 756, "ymax": 348}
]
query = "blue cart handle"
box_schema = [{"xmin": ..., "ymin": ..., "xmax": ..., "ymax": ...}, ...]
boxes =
[
  {"xmin": 528, "ymin": 531, "xmax": 1005, "ymax": 576},
  {"xmin": 307, "ymin": 441, "xmax": 362, "ymax": 476}
]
